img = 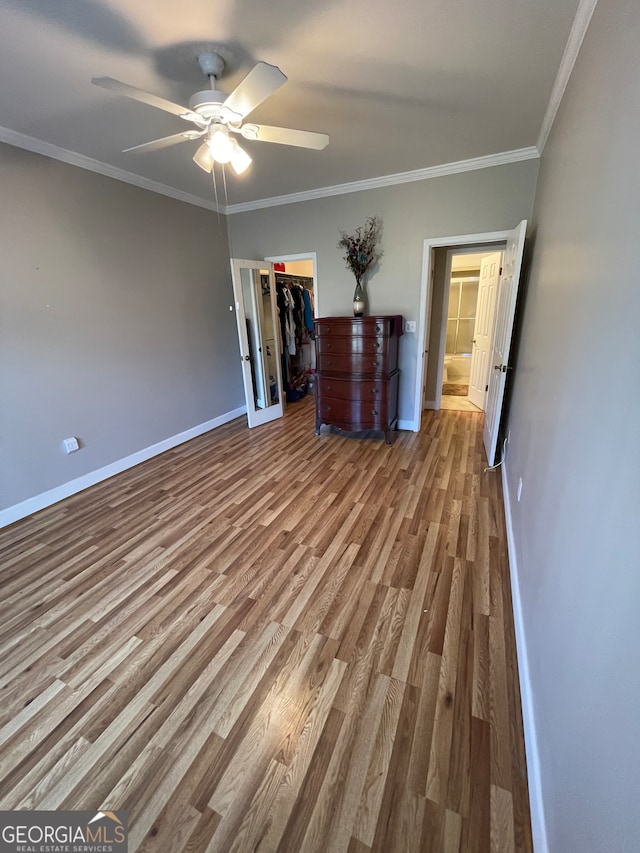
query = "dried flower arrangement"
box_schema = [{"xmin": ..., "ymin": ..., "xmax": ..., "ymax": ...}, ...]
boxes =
[{"xmin": 337, "ymin": 215, "xmax": 382, "ymax": 286}]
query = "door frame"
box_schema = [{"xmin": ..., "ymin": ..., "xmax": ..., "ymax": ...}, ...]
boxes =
[
  {"xmin": 264, "ymin": 251, "xmax": 319, "ymax": 315},
  {"xmin": 412, "ymin": 229, "xmax": 513, "ymax": 431},
  {"xmin": 435, "ymin": 245, "xmax": 505, "ymax": 411}
]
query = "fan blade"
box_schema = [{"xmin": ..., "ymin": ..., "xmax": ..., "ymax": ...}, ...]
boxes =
[
  {"xmin": 123, "ymin": 130, "xmax": 206, "ymax": 153},
  {"xmin": 193, "ymin": 142, "xmax": 214, "ymax": 173},
  {"xmin": 240, "ymin": 124, "xmax": 329, "ymax": 150},
  {"xmin": 222, "ymin": 62, "xmax": 287, "ymax": 120},
  {"xmin": 92, "ymin": 76, "xmax": 200, "ymax": 122}
]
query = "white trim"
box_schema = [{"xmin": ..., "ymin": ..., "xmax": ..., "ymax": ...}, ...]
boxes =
[
  {"xmin": 397, "ymin": 420, "xmax": 414, "ymax": 431},
  {"xmin": 536, "ymin": 0, "xmax": 599, "ymax": 153},
  {"xmin": 423, "ymin": 400, "xmax": 437, "ymax": 410},
  {"xmin": 501, "ymin": 461, "xmax": 549, "ymax": 853},
  {"xmin": 414, "ymin": 230, "xmax": 512, "ymax": 431},
  {"xmin": 226, "ymin": 148, "xmax": 539, "ymax": 214},
  {"xmin": 0, "ymin": 407, "xmax": 246, "ymax": 529},
  {"xmin": 0, "ymin": 126, "xmax": 538, "ymax": 215},
  {"xmin": 434, "ymin": 250, "xmax": 456, "ymax": 410},
  {"xmin": 412, "ymin": 242, "xmax": 435, "ymax": 430},
  {"xmin": 0, "ymin": 125, "xmax": 221, "ymax": 213}
]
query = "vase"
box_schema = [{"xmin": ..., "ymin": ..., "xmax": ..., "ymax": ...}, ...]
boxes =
[{"xmin": 353, "ymin": 280, "xmax": 365, "ymax": 317}]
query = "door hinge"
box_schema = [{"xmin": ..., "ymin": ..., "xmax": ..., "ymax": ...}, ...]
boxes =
[
  {"xmin": 499, "ymin": 266, "xmax": 503, "ymax": 275},
  {"xmin": 485, "ymin": 384, "xmax": 488, "ymax": 391}
]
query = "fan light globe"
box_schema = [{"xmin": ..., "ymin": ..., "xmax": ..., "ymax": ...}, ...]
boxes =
[
  {"xmin": 208, "ymin": 127, "xmax": 233, "ymax": 164},
  {"xmin": 230, "ymin": 141, "xmax": 252, "ymax": 175}
]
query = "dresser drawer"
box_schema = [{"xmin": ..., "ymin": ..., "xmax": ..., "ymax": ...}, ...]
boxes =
[
  {"xmin": 316, "ymin": 396, "xmax": 389, "ymax": 429},
  {"xmin": 316, "ymin": 335, "xmax": 388, "ymax": 358},
  {"xmin": 316, "ymin": 352, "xmax": 387, "ymax": 376},
  {"xmin": 316, "ymin": 317, "xmax": 393, "ymax": 338},
  {"xmin": 318, "ymin": 376, "xmax": 389, "ymax": 402}
]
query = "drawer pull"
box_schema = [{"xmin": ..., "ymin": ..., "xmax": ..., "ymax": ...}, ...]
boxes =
[
  {"xmin": 326, "ymin": 385, "xmax": 332, "ymax": 391},
  {"xmin": 371, "ymin": 387, "xmax": 379, "ymax": 394},
  {"xmin": 372, "ymin": 409, "xmax": 379, "ymax": 416},
  {"xmin": 326, "ymin": 342, "xmax": 332, "ymax": 349},
  {"xmin": 326, "ymin": 405, "xmax": 332, "ymax": 412},
  {"xmin": 375, "ymin": 325, "xmax": 381, "ymax": 332},
  {"xmin": 372, "ymin": 361, "xmax": 380, "ymax": 367},
  {"xmin": 372, "ymin": 342, "xmax": 380, "ymax": 350}
]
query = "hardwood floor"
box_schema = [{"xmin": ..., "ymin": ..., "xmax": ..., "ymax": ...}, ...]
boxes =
[{"xmin": 0, "ymin": 397, "xmax": 532, "ymax": 852}]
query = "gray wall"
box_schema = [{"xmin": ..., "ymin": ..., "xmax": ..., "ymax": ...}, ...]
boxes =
[
  {"xmin": 228, "ymin": 160, "xmax": 538, "ymax": 425},
  {"xmin": 504, "ymin": 0, "xmax": 640, "ymax": 850},
  {"xmin": 0, "ymin": 143, "xmax": 243, "ymax": 510}
]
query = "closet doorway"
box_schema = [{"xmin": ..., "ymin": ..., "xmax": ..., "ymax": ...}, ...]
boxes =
[
  {"xmin": 265, "ymin": 253, "xmax": 318, "ymax": 412},
  {"xmin": 230, "ymin": 253, "xmax": 318, "ymax": 429}
]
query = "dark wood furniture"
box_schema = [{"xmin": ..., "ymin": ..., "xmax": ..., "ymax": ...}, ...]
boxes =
[{"xmin": 314, "ymin": 315, "xmax": 403, "ymax": 444}]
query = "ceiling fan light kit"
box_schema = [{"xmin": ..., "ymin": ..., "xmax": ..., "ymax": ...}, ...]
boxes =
[
  {"xmin": 229, "ymin": 140, "xmax": 252, "ymax": 175},
  {"xmin": 91, "ymin": 50, "xmax": 329, "ymax": 180},
  {"xmin": 208, "ymin": 126, "xmax": 233, "ymax": 163}
]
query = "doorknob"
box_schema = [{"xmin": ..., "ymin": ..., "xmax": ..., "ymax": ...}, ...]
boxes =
[
  {"xmin": 244, "ymin": 355, "xmax": 250, "ymax": 361},
  {"xmin": 494, "ymin": 364, "xmax": 501, "ymax": 370}
]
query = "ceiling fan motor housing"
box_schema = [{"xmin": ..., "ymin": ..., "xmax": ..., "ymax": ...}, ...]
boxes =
[
  {"xmin": 189, "ymin": 89, "xmax": 226, "ymax": 119},
  {"xmin": 196, "ymin": 51, "xmax": 225, "ymax": 79}
]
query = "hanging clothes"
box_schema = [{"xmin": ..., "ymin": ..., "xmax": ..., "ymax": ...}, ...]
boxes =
[
  {"xmin": 301, "ymin": 287, "xmax": 314, "ymax": 332},
  {"xmin": 283, "ymin": 286, "xmax": 296, "ymax": 355}
]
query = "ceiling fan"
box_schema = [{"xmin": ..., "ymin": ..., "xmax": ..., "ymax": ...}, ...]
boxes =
[{"xmin": 92, "ymin": 51, "xmax": 329, "ymax": 176}]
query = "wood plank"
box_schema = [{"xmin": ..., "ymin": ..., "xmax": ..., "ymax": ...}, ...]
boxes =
[{"xmin": 0, "ymin": 399, "xmax": 532, "ymax": 851}]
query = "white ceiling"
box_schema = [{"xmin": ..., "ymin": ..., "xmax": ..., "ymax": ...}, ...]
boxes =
[{"xmin": 0, "ymin": 0, "xmax": 581, "ymax": 209}]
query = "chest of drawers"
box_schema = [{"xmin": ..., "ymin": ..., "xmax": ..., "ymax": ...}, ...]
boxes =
[{"xmin": 314, "ymin": 315, "xmax": 403, "ymax": 444}]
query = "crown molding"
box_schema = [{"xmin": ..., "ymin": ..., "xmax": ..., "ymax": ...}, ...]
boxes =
[
  {"xmin": 0, "ymin": 124, "xmax": 540, "ymax": 217},
  {"xmin": 0, "ymin": 125, "xmax": 221, "ymax": 213},
  {"xmin": 537, "ymin": 0, "xmax": 599, "ymax": 153},
  {"xmin": 224, "ymin": 147, "xmax": 540, "ymax": 214}
]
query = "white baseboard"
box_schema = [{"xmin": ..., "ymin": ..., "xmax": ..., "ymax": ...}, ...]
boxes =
[
  {"xmin": 0, "ymin": 406, "xmax": 246, "ymax": 529},
  {"xmin": 424, "ymin": 400, "xmax": 438, "ymax": 410},
  {"xmin": 397, "ymin": 419, "xmax": 417, "ymax": 431},
  {"xmin": 501, "ymin": 462, "xmax": 549, "ymax": 853}
]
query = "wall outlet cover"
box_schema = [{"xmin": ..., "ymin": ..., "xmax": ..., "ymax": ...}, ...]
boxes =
[
  {"xmin": 63, "ymin": 436, "xmax": 80, "ymax": 454},
  {"xmin": 404, "ymin": 320, "xmax": 417, "ymax": 333}
]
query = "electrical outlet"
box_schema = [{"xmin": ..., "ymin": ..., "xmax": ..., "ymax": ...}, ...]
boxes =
[
  {"xmin": 517, "ymin": 477, "xmax": 523, "ymax": 501},
  {"xmin": 63, "ymin": 436, "xmax": 79, "ymax": 454},
  {"xmin": 404, "ymin": 320, "xmax": 417, "ymax": 333}
]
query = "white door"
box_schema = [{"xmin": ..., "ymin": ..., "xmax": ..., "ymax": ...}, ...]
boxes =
[
  {"xmin": 468, "ymin": 251, "xmax": 502, "ymax": 409},
  {"xmin": 483, "ymin": 221, "xmax": 527, "ymax": 465},
  {"xmin": 230, "ymin": 258, "xmax": 284, "ymax": 428}
]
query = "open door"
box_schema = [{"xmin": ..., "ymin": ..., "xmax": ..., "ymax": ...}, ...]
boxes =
[
  {"xmin": 230, "ymin": 258, "xmax": 284, "ymax": 428},
  {"xmin": 483, "ymin": 221, "xmax": 527, "ymax": 465},
  {"xmin": 468, "ymin": 251, "xmax": 502, "ymax": 409}
]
